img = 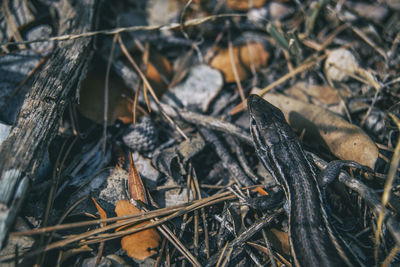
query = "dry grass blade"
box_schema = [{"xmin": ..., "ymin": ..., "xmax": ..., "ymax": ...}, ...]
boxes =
[
  {"xmin": 228, "ymin": 30, "xmax": 245, "ymax": 102},
  {"xmin": 2, "ymin": 1, "xmax": 26, "ymax": 50},
  {"xmin": 375, "ymin": 113, "xmax": 400, "ymax": 263},
  {"xmin": 257, "ymin": 54, "xmax": 326, "ymax": 98},
  {"xmin": 11, "ymin": 191, "xmax": 233, "ymax": 237},
  {"xmin": 193, "ymin": 167, "xmax": 210, "ymax": 258},
  {"xmin": 230, "ymin": 54, "xmax": 327, "ymax": 115},
  {"xmin": 135, "ymin": 199, "xmax": 201, "ymax": 267},
  {"xmin": 117, "ymin": 35, "xmax": 189, "ymax": 140},
  {"xmin": 216, "ymin": 242, "xmax": 229, "ymax": 267},
  {"xmin": 142, "ymin": 42, "xmax": 152, "ymax": 113},
  {"xmin": 381, "ymin": 246, "xmax": 399, "ymax": 267},
  {"xmin": 2, "ymin": 192, "xmax": 236, "ymax": 262}
]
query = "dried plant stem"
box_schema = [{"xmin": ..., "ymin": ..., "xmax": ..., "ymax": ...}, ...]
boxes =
[
  {"xmin": 117, "ymin": 35, "xmax": 189, "ymax": 140},
  {"xmin": 1, "ymin": 14, "xmax": 246, "ymax": 48},
  {"xmin": 2, "ymin": 192, "xmax": 236, "ymax": 262},
  {"xmin": 375, "ymin": 114, "xmax": 400, "ymax": 262}
]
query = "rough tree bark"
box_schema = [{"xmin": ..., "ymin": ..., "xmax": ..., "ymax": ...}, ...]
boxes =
[{"xmin": 0, "ymin": 0, "xmax": 98, "ymax": 248}]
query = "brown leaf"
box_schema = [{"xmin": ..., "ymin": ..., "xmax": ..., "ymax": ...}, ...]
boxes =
[
  {"xmin": 267, "ymin": 228, "xmax": 290, "ymax": 256},
  {"xmin": 259, "ymin": 92, "xmax": 379, "ymax": 169},
  {"xmin": 128, "ymin": 152, "xmax": 148, "ymax": 204},
  {"xmin": 115, "ymin": 200, "xmax": 161, "ymax": 261},
  {"xmin": 210, "ymin": 42, "xmax": 269, "ymax": 83},
  {"xmin": 78, "ymin": 65, "xmax": 132, "ymax": 125},
  {"xmin": 78, "ymin": 49, "xmax": 172, "ymax": 126},
  {"xmin": 122, "ymin": 49, "xmax": 173, "ymax": 98},
  {"xmin": 286, "ymin": 82, "xmax": 340, "ymax": 106},
  {"xmin": 145, "ymin": 51, "xmax": 173, "ymax": 96},
  {"xmin": 285, "ymin": 82, "xmax": 347, "ymax": 115},
  {"xmin": 226, "ymin": 0, "xmax": 266, "ymax": 10}
]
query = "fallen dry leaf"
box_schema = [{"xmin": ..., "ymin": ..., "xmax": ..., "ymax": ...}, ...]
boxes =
[
  {"xmin": 128, "ymin": 152, "xmax": 147, "ymax": 203},
  {"xmin": 143, "ymin": 51, "xmax": 173, "ymax": 96},
  {"xmin": 210, "ymin": 42, "xmax": 269, "ymax": 83},
  {"xmin": 267, "ymin": 228, "xmax": 290, "ymax": 256},
  {"xmin": 115, "ymin": 200, "xmax": 161, "ymax": 261},
  {"xmin": 114, "ymin": 154, "xmax": 161, "ymax": 261},
  {"xmin": 122, "ymin": 49, "xmax": 173, "ymax": 98},
  {"xmin": 226, "ymin": 0, "xmax": 266, "ymax": 10},
  {"xmin": 78, "ymin": 65, "xmax": 133, "ymax": 125},
  {"xmin": 285, "ymin": 82, "xmax": 346, "ymax": 115},
  {"xmin": 286, "ymin": 82, "xmax": 340, "ymax": 106},
  {"xmin": 78, "ymin": 49, "xmax": 171, "ymax": 125},
  {"xmin": 258, "ymin": 92, "xmax": 379, "ymax": 169}
]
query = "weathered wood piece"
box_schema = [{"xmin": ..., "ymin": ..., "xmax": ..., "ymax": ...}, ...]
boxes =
[{"xmin": 0, "ymin": 0, "xmax": 98, "ymax": 248}]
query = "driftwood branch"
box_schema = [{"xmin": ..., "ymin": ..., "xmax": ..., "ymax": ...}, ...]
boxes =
[{"xmin": 0, "ymin": 0, "xmax": 98, "ymax": 248}]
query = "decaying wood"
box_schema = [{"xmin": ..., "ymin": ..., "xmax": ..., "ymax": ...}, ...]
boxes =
[{"xmin": 0, "ymin": 0, "xmax": 98, "ymax": 248}]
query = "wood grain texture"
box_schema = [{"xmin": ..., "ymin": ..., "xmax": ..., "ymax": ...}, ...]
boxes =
[{"xmin": 0, "ymin": 0, "xmax": 98, "ymax": 248}]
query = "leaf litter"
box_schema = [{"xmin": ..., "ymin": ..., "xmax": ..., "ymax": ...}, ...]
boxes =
[{"xmin": 2, "ymin": 0, "xmax": 400, "ymax": 266}]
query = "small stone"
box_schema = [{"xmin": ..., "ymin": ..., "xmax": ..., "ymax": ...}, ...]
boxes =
[
  {"xmin": 162, "ymin": 64, "xmax": 223, "ymax": 112},
  {"xmin": 324, "ymin": 49, "xmax": 359, "ymax": 82}
]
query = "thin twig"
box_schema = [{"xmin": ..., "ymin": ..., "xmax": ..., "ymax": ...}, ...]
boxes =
[
  {"xmin": 1, "ymin": 14, "xmax": 246, "ymax": 48},
  {"xmin": 117, "ymin": 35, "xmax": 189, "ymax": 140}
]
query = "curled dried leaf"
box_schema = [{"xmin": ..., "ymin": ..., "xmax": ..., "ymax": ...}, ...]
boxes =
[{"xmin": 128, "ymin": 152, "xmax": 147, "ymax": 203}]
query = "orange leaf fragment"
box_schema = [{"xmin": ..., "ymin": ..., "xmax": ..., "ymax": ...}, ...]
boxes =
[
  {"xmin": 91, "ymin": 197, "xmax": 107, "ymax": 227},
  {"xmin": 115, "ymin": 200, "xmax": 161, "ymax": 261},
  {"xmin": 210, "ymin": 42, "xmax": 269, "ymax": 83},
  {"xmin": 226, "ymin": 0, "xmax": 266, "ymax": 11},
  {"xmin": 145, "ymin": 51, "xmax": 173, "ymax": 96},
  {"xmin": 114, "ymin": 154, "xmax": 161, "ymax": 261}
]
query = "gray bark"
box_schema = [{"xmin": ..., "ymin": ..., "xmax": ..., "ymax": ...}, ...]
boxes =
[{"xmin": 0, "ymin": 0, "xmax": 98, "ymax": 248}]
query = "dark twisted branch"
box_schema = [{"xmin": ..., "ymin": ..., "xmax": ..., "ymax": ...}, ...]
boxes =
[{"xmin": 0, "ymin": 0, "xmax": 98, "ymax": 248}]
